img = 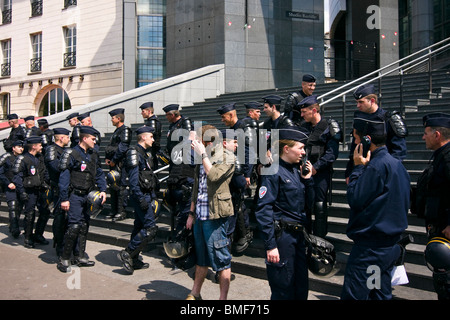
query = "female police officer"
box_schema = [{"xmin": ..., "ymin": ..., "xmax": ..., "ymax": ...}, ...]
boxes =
[{"xmin": 255, "ymin": 127, "xmax": 314, "ymax": 300}]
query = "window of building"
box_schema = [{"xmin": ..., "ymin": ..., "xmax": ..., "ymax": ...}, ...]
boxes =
[
  {"xmin": 433, "ymin": 0, "xmax": 450, "ymax": 42},
  {"xmin": 2, "ymin": 0, "xmax": 11, "ymax": 24},
  {"xmin": 31, "ymin": 0, "xmax": 43, "ymax": 17},
  {"xmin": 1, "ymin": 39, "xmax": 11, "ymax": 77},
  {"xmin": 30, "ymin": 33, "xmax": 42, "ymax": 72},
  {"xmin": 1, "ymin": 93, "xmax": 10, "ymax": 120},
  {"xmin": 136, "ymin": 0, "xmax": 166, "ymax": 86},
  {"xmin": 39, "ymin": 88, "xmax": 71, "ymax": 116},
  {"xmin": 64, "ymin": 0, "xmax": 77, "ymax": 9},
  {"xmin": 63, "ymin": 26, "xmax": 76, "ymax": 67}
]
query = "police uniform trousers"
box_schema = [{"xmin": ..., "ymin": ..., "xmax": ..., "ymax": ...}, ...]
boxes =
[
  {"xmin": 341, "ymin": 243, "xmax": 401, "ymax": 300},
  {"xmin": 267, "ymin": 226, "xmax": 309, "ymax": 300},
  {"xmin": 168, "ymin": 180, "xmax": 193, "ymax": 234},
  {"xmin": 23, "ymin": 188, "xmax": 51, "ymax": 242},
  {"xmin": 127, "ymin": 193, "xmax": 157, "ymax": 252},
  {"xmin": 50, "ymin": 185, "xmax": 66, "ymax": 256},
  {"xmin": 311, "ymin": 169, "xmax": 330, "ymax": 237},
  {"xmin": 109, "ymin": 166, "xmax": 128, "ymax": 218},
  {"xmin": 5, "ymin": 189, "xmax": 22, "ymax": 237}
]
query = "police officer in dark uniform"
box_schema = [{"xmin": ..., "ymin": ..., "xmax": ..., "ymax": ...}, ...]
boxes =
[
  {"xmin": 298, "ymin": 95, "xmax": 342, "ymax": 237},
  {"xmin": 284, "ymin": 74, "xmax": 317, "ymax": 126},
  {"xmin": 163, "ymin": 104, "xmax": 195, "ymax": 234},
  {"xmin": 3, "ymin": 114, "xmax": 25, "ymax": 152},
  {"xmin": 13, "ymin": 136, "xmax": 51, "ymax": 248},
  {"xmin": 217, "ymin": 103, "xmax": 254, "ymax": 253},
  {"xmin": 44, "ymin": 128, "xmax": 71, "ymax": 257},
  {"xmin": 255, "ymin": 127, "xmax": 314, "ymax": 300},
  {"xmin": 67, "ymin": 112, "xmax": 80, "ymax": 148},
  {"xmin": 140, "ymin": 102, "xmax": 162, "ymax": 170},
  {"xmin": 57, "ymin": 126, "xmax": 107, "ymax": 272},
  {"xmin": 345, "ymin": 84, "xmax": 408, "ymax": 181},
  {"xmin": 414, "ymin": 113, "xmax": 450, "ymax": 300},
  {"xmin": 117, "ymin": 126, "xmax": 158, "ymax": 274},
  {"xmin": 75, "ymin": 112, "xmax": 102, "ymax": 152},
  {"xmin": 0, "ymin": 140, "xmax": 24, "ymax": 238},
  {"xmin": 105, "ymin": 108, "xmax": 131, "ymax": 221},
  {"xmin": 341, "ymin": 111, "xmax": 409, "ymax": 300},
  {"xmin": 23, "ymin": 116, "xmax": 41, "ymax": 138},
  {"xmin": 37, "ymin": 118, "xmax": 54, "ymax": 149}
]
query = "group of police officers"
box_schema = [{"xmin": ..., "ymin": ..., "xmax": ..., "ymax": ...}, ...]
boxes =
[{"xmin": 0, "ymin": 73, "xmax": 449, "ymax": 300}]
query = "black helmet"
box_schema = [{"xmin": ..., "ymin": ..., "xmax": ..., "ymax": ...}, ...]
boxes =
[
  {"xmin": 304, "ymin": 232, "xmax": 336, "ymax": 276},
  {"xmin": 424, "ymin": 237, "xmax": 450, "ymax": 274},
  {"xmin": 163, "ymin": 227, "xmax": 195, "ymax": 270},
  {"xmin": 106, "ymin": 170, "xmax": 121, "ymax": 189},
  {"xmin": 86, "ymin": 191, "xmax": 104, "ymax": 218}
]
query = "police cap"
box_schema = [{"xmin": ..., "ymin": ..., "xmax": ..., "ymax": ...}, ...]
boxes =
[
  {"xmin": 139, "ymin": 102, "xmax": 153, "ymax": 110},
  {"xmin": 7, "ymin": 114, "xmax": 18, "ymax": 120},
  {"xmin": 298, "ymin": 95, "xmax": 319, "ymax": 109},
  {"xmin": 302, "ymin": 74, "xmax": 316, "ymax": 83},
  {"xmin": 352, "ymin": 110, "xmax": 386, "ymax": 136},
  {"xmin": 23, "ymin": 116, "xmax": 35, "ymax": 122},
  {"xmin": 79, "ymin": 126, "xmax": 98, "ymax": 136},
  {"xmin": 77, "ymin": 112, "xmax": 91, "ymax": 121},
  {"xmin": 262, "ymin": 95, "xmax": 283, "ymax": 105},
  {"xmin": 353, "ymin": 84, "xmax": 376, "ymax": 100},
  {"xmin": 279, "ymin": 127, "xmax": 309, "ymax": 143},
  {"xmin": 12, "ymin": 140, "xmax": 24, "ymax": 147},
  {"xmin": 244, "ymin": 101, "xmax": 262, "ymax": 110},
  {"xmin": 422, "ymin": 113, "xmax": 450, "ymax": 129},
  {"xmin": 37, "ymin": 118, "xmax": 48, "ymax": 126},
  {"xmin": 53, "ymin": 128, "xmax": 71, "ymax": 136},
  {"xmin": 66, "ymin": 112, "xmax": 79, "ymax": 120},
  {"xmin": 25, "ymin": 136, "xmax": 42, "ymax": 144},
  {"xmin": 135, "ymin": 126, "xmax": 155, "ymax": 135},
  {"xmin": 217, "ymin": 103, "xmax": 236, "ymax": 115},
  {"xmin": 162, "ymin": 104, "xmax": 179, "ymax": 113},
  {"xmin": 109, "ymin": 108, "xmax": 125, "ymax": 117}
]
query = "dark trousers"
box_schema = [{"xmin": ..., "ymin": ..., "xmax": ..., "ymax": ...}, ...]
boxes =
[
  {"xmin": 266, "ymin": 229, "xmax": 309, "ymax": 300},
  {"xmin": 128, "ymin": 193, "xmax": 156, "ymax": 252}
]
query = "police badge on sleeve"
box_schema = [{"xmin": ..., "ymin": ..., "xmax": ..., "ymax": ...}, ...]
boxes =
[{"xmin": 259, "ymin": 186, "xmax": 267, "ymax": 198}]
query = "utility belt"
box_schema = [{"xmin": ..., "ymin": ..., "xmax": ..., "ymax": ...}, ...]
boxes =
[
  {"xmin": 71, "ymin": 187, "xmax": 92, "ymax": 197},
  {"xmin": 275, "ymin": 219, "xmax": 304, "ymax": 238}
]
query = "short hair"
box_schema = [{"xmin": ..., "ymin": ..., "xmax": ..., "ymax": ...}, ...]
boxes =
[
  {"xmin": 363, "ymin": 94, "xmax": 378, "ymax": 104},
  {"xmin": 355, "ymin": 129, "xmax": 386, "ymax": 147},
  {"xmin": 137, "ymin": 131, "xmax": 152, "ymax": 143},
  {"xmin": 430, "ymin": 126, "xmax": 450, "ymax": 140},
  {"xmin": 277, "ymin": 139, "xmax": 298, "ymax": 155},
  {"xmin": 114, "ymin": 113, "xmax": 125, "ymax": 122}
]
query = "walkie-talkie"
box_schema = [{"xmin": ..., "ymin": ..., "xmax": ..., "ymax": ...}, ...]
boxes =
[{"xmin": 301, "ymin": 154, "xmax": 310, "ymax": 176}]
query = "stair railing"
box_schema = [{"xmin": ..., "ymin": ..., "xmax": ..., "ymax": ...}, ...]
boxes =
[{"xmin": 317, "ymin": 36, "xmax": 450, "ymax": 148}]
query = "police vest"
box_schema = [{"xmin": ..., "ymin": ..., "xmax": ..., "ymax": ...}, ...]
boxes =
[
  {"xmin": 70, "ymin": 148, "xmax": 98, "ymax": 192},
  {"xmin": 44, "ymin": 144, "xmax": 65, "ymax": 184},
  {"xmin": 20, "ymin": 153, "xmax": 46, "ymax": 189},
  {"xmin": 0, "ymin": 153, "xmax": 16, "ymax": 183},
  {"xmin": 127, "ymin": 146, "xmax": 156, "ymax": 193},
  {"xmin": 306, "ymin": 119, "xmax": 329, "ymax": 164}
]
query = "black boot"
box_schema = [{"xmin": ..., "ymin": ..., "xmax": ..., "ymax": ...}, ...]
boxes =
[
  {"xmin": 23, "ymin": 210, "xmax": 35, "ymax": 248},
  {"xmin": 75, "ymin": 222, "xmax": 94, "ymax": 267},
  {"xmin": 8, "ymin": 201, "xmax": 20, "ymax": 238},
  {"xmin": 34, "ymin": 206, "xmax": 50, "ymax": 245},
  {"xmin": 57, "ymin": 224, "xmax": 81, "ymax": 273},
  {"xmin": 313, "ymin": 201, "xmax": 328, "ymax": 238},
  {"xmin": 117, "ymin": 248, "xmax": 134, "ymax": 274},
  {"xmin": 112, "ymin": 187, "xmax": 127, "ymax": 221}
]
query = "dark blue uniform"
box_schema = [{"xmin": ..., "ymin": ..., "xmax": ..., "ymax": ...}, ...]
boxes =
[
  {"xmin": 13, "ymin": 150, "xmax": 51, "ymax": 248},
  {"xmin": 255, "ymin": 158, "xmax": 314, "ymax": 299},
  {"xmin": 0, "ymin": 151, "xmax": 22, "ymax": 237},
  {"xmin": 342, "ymin": 146, "xmax": 409, "ymax": 300},
  {"xmin": 57, "ymin": 144, "xmax": 106, "ymax": 271},
  {"xmin": 117, "ymin": 144, "xmax": 158, "ymax": 273}
]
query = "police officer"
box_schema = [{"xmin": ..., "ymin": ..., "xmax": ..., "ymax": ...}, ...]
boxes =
[
  {"xmin": 44, "ymin": 128, "xmax": 71, "ymax": 257},
  {"xmin": 67, "ymin": 112, "xmax": 80, "ymax": 148},
  {"xmin": 0, "ymin": 140, "xmax": 24, "ymax": 238},
  {"xmin": 163, "ymin": 104, "xmax": 195, "ymax": 234},
  {"xmin": 255, "ymin": 127, "xmax": 314, "ymax": 300},
  {"xmin": 76, "ymin": 112, "xmax": 102, "ymax": 152},
  {"xmin": 105, "ymin": 108, "xmax": 131, "ymax": 221},
  {"xmin": 298, "ymin": 95, "xmax": 342, "ymax": 237},
  {"xmin": 341, "ymin": 111, "xmax": 409, "ymax": 300},
  {"xmin": 284, "ymin": 74, "xmax": 317, "ymax": 125},
  {"xmin": 37, "ymin": 118, "xmax": 54, "ymax": 149},
  {"xmin": 345, "ymin": 84, "xmax": 408, "ymax": 181},
  {"xmin": 57, "ymin": 126, "xmax": 107, "ymax": 272},
  {"xmin": 414, "ymin": 113, "xmax": 450, "ymax": 300},
  {"xmin": 140, "ymin": 102, "xmax": 162, "ymax": 170},
  {"xmin": 3, "ymin": 114, "xmax": 25, "ymax": 152},
  {"xmin": 23, "ymin": 116, "xmax": 41, "ymax": 138},
  {"xmin": 117, "ymin": 126, "xmax": 158, "ymax": 274},
  {"xmin": 13, "ymin": 136, "xmax": 51, "ymax": 248},
  {"xmin": 217, "ymin": 103, "xmax": 254, "ymax": 253}
]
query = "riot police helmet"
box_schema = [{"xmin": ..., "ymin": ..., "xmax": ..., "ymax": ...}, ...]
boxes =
[{"xmin": 424, "ymin": 237, "xmax": 450, "ymax": 274}]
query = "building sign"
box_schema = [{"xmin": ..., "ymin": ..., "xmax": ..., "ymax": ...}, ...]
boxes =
[{"xmin": 286, "ymin": 11, "xmax": 319, "ymax": 21}]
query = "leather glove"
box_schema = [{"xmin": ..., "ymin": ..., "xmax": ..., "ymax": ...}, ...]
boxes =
[{"xmin": 139, "ymin": 198, "xmax": 149, "ymax": 211}]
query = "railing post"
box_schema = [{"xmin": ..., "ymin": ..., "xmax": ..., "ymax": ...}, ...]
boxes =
[
  {"xmin": 342, "ymin": 95, "xmax": 347, "ymax": 150},
  {"xmin": 428, "ymin": 49, "xmax": 432, "ymax": 96},
  {"xmin": 400, "ymin": 68, "xmax": 404, "ymax": 116},
  {"xmin": 378, "ymin": 71, "xmax": 382, "ymax": 108}
]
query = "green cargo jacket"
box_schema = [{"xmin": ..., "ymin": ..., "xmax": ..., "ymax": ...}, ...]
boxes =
[{"xmin": 191, "ymin": 145, "xmax": 235, "ymax": 220}]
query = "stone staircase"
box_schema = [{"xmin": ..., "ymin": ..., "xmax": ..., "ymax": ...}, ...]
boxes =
[{"xmin": 1, "ymin": 69, "xmax": 450, "ymax": 300}]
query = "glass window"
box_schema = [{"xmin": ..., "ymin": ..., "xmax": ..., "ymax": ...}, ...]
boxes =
[
  {"xmin": 63, "ymin": 26, "xmax": 76, "ymax": 67},
  {"xmin": 1, "ymin": 39, "xmax": 11, "ymax": 76},
  {"xmin": 137, "ymin": 0, "xmax": 166, "ymax": 15},
  {"xmin": 39, "ymin": 88, "xmax": 71, "ymax": 116}
]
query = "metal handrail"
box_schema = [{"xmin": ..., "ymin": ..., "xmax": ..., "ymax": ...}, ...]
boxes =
[{"xmin": 318, "ymin": 36, "xmax": 450, "ymax": 107}]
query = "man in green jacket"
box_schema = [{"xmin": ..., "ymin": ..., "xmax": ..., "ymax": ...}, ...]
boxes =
[{"xmin": 186, "ymin": 125, "xmax": 236, "ymax": 300}]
